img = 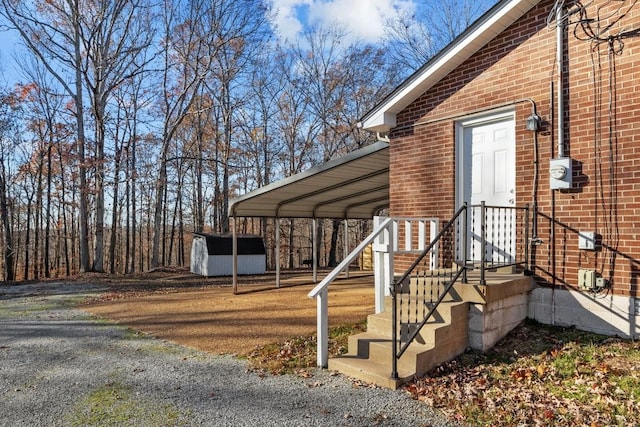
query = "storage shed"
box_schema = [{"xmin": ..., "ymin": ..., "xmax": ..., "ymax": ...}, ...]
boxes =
[{"xmin": 190, "ymin": 233, "xmax": 266, "ymax": 276}]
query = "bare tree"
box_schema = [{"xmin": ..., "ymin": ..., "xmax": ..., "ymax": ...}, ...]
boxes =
[
  {"xmin": 383, "ymin": 0, "xmax": 495, "ymax": 73},
  {"xmin": 0, "ymin": 89, "xmax": 19, "ymax": 280},
  {"xmin": 0, "ymin": 0, "xmax": 156, "ymax": 272},
  {"xmin": 289, "ymin": 25, "xmax": 400, "ymax": 266},
  {"xmin": 150, "ymin": 0, "xmax": 219, "ymax": 268},
  {"xmin": 0, "ymin": 0, "xmax": 93, "ymax": 271},
  {"xmin": 82, "ymin": 0, "xmax": 155, "ymax": 272},
  {"xmin": 151, "ymin": 0, "xmax": 271, "ymax": 267}
]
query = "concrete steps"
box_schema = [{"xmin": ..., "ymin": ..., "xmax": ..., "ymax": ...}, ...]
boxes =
[{"xmin": 328, "ymin": 299, "xmax": 468, "ymax": 389}]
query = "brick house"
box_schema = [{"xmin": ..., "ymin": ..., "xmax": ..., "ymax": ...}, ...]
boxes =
[
  {"xmin": 232, "ymin": 0, "xmax": 640, "ymax": 387},
  {"xmin": 360, "ymin": 0, "xmax": 640, "ymax": 339}
]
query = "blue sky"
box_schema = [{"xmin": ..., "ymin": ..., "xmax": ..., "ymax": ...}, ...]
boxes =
[
  {"xmin": 0, "ymin": 0, "xmax": 419, "ymax": 86},
  {"xmin": 0, "ymin": 29, "xmax": 22, "ymax": 87},
  {"xmin": 0, "ymin": 0, "xmax": 493, "ymax": 86},
  {"xmin": 271, "ymin": 0, "xmax": 418, "ymax": 43}
]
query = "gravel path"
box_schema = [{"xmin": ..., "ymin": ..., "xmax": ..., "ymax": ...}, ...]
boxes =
[{"xmin": 0, "ymin": 283, "xmax": 455, "ymax": 427}]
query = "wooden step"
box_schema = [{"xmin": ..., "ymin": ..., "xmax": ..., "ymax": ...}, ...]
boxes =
[
  {"xmin": 329, "ymin": 300, "xmax": 469, "ymax": 389},
  {"xmin": 380, "ymin": 295, "xmax": 463, "ymax": 322},
  {"xmin": 328, "ymin": 356, "xmax": 406, "ymax": 389},
  {"xmin": 367, "ymin": 301, "xmax": 464, "ymax": 345}
]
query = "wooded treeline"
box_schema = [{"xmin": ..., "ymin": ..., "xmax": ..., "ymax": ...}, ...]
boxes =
[{"xmin": 0, "ymin": 0, "xmax": 493, "ymax": 281}]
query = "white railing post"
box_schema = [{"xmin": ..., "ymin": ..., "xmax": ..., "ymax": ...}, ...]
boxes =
[
  {"xmin": 404, "ymin": 220, "xmax": 412, "ymax": 251},
  {"xmin": 373, "ymin": 216, "xmax": 394, "ymax": 314},
  {"xmin": 430, "ymin": 219, "xmax": 439, "ymax": 269},
  {"xmin": 316, "ymin": 288, "xmax": 328, "ymax": 368},
  {"xmin": 386, "ymin": 221, "xmax": 395, "ymax": 296},
  {"xmin": 418, "ymin": 220, "xmax": 426, "ymax": 250}
]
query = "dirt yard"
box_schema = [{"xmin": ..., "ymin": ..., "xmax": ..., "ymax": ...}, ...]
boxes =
[{"xmin": 82, "ymin": 269, "xmax": 375, "ymax": 356}]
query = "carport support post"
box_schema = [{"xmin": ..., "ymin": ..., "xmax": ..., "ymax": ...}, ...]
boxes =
[
  {"xmin": 343, "ymin": 219, "xmax": 349, "ymax": 278},
  {"xmin": 276, "ymin": 217, "xmax": 281, "ymax": 288},
  {"xmin": 232, "ymin": 217, "xmax": 238, "ymax": 294},
  {"xmin": 316, "ymin": 287, "xmax": 329, "ymax": 368},
  {"xmin": 312, "ymin": 217, "xmax": 318, "ymax": 283}
]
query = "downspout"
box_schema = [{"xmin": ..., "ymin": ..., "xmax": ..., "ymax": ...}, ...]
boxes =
[
  {"xmin": 526, "ymin": 99, "xmax": 540, "ymax": 241},
  {"xmin": 556, "ymin": 4, "xmax": 565, "ymax": 158},
  {"xmin": 551, "ymin": 2, "xmax": 570, "ymax": 326},
  {"xmin": 376, "ymin": 132, "xmax": 390, "ymax": 143}
]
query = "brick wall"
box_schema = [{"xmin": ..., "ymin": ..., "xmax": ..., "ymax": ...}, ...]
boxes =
[{"xmin": 389, "ymin": 0, "xmax": 640, "ymax": 296}]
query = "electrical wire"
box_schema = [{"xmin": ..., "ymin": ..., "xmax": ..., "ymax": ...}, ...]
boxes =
[{"xmin": 548, "ymin": 0, "xmax": 638, "ymax": 292}]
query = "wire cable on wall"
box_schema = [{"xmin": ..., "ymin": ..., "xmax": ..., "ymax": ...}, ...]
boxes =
[{"xmin": 546, "ymin": 0, "xmax": 639, "ymax": 292}]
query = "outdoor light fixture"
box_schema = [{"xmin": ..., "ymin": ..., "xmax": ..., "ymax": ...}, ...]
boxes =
[{"xmin": 526, "ymin": 113, "xmax": 541, "ymax": 131}]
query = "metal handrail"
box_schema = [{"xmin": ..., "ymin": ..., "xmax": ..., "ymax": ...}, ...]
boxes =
[
  {"xmin": 391, "ymin": 202, "xmax": 530, "ymax": 379},
  {"xmin": 391, "ymin": 203, "xmax": 468, "ymax": 379}
]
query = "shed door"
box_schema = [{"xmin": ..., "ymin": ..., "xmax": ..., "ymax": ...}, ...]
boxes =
[{"xmin": 458, "ymin": 114, "xmax": 515, "ymax": 263}]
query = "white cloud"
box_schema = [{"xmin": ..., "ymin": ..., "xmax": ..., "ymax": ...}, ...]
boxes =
[
  {"xmin": 271, "ymin": 0, "xmax": 312, "ymax": 42},
  {"xmin": 271, "ymin": 0, "xmax": 416, "ymax": 44}
]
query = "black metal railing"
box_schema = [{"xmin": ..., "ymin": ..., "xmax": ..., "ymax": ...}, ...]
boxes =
[
  {"xmin": 391, "ymin": 203, "xmax": 530, "ymax": 379},
  {"xmin": 469, "ymin": 202, "xmax": 530, "ymax": 284}
]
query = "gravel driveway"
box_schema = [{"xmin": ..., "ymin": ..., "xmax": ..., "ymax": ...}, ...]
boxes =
[{"xmin": 0, "ymin": 283, "xmax": 455, "ymax": 426}]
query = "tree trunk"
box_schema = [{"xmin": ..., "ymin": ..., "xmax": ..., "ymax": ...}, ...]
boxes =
[
  {"xmin": 24, "ymin": 198, "xmax": 32, "ymax": 280},
  {"xmin": 0, "ymin": 169, "xmax": 14, "ymax": 281},
  {"xmin": 328, "ymin": 219, "xmax": 341, "ymax": 267},
  {"xmin": 92, "ymin": 105, "xmax": 106, "ymax": 273},
  {"xmin": 129, "ymin": 118, "xmax": 138, "ymax": 273},
  {"xmin": 288, "ymin": 219, "xmax": 295, "ymax": 268},
  {"xmin": 34, "ymin": 152, "xmax": 44, "ymax": 279},
  {"xmin": 150, "ymin": 154, "xmax": 168, "ymax": 268},
  {"xmin": 109, "ymin": 145, "xmax": 122, "ymax": 274},
  {"xmin": 44, "ymin": 142, "xmax": 53, "ymax": 277},
  {"xmin": 72, "ymin": 6, "xmax": 91, "ymax": 273}
]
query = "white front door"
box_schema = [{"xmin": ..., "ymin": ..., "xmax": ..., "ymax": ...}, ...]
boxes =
[{"xmin": 458, "ymin": 114, "xmax": 516, "ymax": 263}]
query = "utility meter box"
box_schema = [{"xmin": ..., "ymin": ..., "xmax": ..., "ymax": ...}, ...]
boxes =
[
  {"xmin": 578, "ymin": 231, "xmax": 600, "ymax": 250},
  {"xmin": 550, "ymin": 157, "xmax": 572, "ymax": 190},
  {"xmin": 578, "ymin": 269, "xmax": 596, "ymax": 290}
]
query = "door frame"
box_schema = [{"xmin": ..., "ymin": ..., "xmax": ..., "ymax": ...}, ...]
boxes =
[
  {"xmin": 455, "ymin": 109, "xmax": 516, "ymax": 263},
  {"xmin": 454, "ymin": 109, "xmax": 516, "ymax": 210}
]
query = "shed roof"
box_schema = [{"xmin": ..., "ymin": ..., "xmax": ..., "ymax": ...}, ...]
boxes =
[
  {"xmin": 359, "ymin": 0, "xmax": 542, "ymax": 133},
  {"xmin": 228, "ymin": 141, "xmax": 389, "ymax": 219},
  {"xmin": 193, "ymin": 233, "xmax": 266, "ymax": 255}
]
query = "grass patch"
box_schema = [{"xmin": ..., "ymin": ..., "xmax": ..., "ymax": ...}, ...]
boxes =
[
  {"xmin": 246, "ymin": 317, "xmax": 640, "ymax": 425},
  {"xmin": 67, "ymin": 380, "xmax": 187, "ymax": 427},
  {"xmin": 404, "ymin": 319, "xmax": 640, "ymax": 426},
  {"xmin": 122, "ymin": 327, "xmax": 148, "ymax": 340},
  {"xmin": 0, "ymin": 294, "xmax": 94, "ymax": 319},
  {"xmin": 246, "ymin": 318, "xmax": 367, "ymax": 375}
]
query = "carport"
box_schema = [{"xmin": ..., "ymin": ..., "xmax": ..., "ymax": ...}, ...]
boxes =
[{"xmin": 228, "ymin": 141, "xmax": 389, "ymax": 292}]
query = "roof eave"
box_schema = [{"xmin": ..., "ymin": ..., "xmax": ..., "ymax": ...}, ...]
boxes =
[{"xmin": 360, "ymin": 0, "xmax": 542, "ymax": 132}]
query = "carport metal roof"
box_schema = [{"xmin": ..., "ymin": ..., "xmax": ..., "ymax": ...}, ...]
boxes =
[{"xmin": 228, "ymin": 141, "xmax": 389, "ymax": 219}]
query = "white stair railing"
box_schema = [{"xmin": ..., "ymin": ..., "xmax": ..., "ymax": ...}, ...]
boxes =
[{"xmin": 308, "ymin": 216, "xmax": 439, "ymax": 368}]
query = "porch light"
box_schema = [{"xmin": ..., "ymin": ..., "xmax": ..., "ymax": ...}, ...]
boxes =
[{"xmin": 526, "ymin": 113, "xmax": 541, "ymax": 131}]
